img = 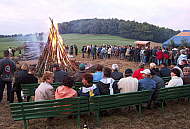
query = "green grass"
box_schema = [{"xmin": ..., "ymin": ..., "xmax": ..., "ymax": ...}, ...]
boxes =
[
  {"xmin": 0, "ymin": 37, "xmax": 24, "ymax": 58},
  {"xmin": 61, "ymin": 34, "xmax": 136, "ymax": 47},
  {"xmin": 0, "ymin": 34, "xmax": 136, "ymax": 57}
]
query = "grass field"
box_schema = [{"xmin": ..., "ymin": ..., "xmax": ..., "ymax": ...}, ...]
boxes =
[{"xmin": 0, "ymin": 34, "xmax": 136, "ymax": 57}]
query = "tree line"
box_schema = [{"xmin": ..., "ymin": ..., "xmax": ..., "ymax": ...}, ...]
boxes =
[{"xmin": 58, "ymin": 18, "xmax": 180, "ymax": 43}]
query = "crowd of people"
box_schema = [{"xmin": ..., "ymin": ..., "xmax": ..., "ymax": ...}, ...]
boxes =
[
  {"xmin": 1, "ymin": 46, "xmax": 190, "ymax": 110},
  {"xmin": 79, "ymin": 45, "xmax": 190, "ymax": 66}
]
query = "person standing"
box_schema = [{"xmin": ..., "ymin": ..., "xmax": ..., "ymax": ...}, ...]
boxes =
[{"xmin": 0, "ymin": 50, "xmax": 16, "ymax": 103}]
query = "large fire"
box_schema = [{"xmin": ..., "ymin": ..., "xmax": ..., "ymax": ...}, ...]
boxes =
[{"xmin": 36, "ymin": 18, "xmax": 77, "ymax": 76}]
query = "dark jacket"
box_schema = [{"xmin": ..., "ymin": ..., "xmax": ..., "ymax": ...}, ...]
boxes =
[
  {"xmin": 79, "ymin": 84, "xmax": 100, "ymax": 97},
  {"xmin": 13, "ymin": 70, "xmax": 28, "ymax": 89},
  {"xmin": 111, "ymin": 71, "xmax": 123, "ymax": 80},
  {"xmin": 96, "ymin": 78, "xmax": 119, "ymax": 95},
  {"xmin": 160, "ymin": 67, "xmax": 171, "ymax": 77},
  {"xmin": 183, "ymin": 75, "xmax": 190, "ymax": 85},
  {"xmin": 54, "ymin": 70, "xmax": 68, "ymax": 83},
  {"xmin": 0, "ymin": 58, "xmax": 16, "ymax": 82}
]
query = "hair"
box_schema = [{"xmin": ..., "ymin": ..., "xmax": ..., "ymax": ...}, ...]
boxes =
[
  {"xmin": 21, "ymin": 63, "xmax": 29, "ymax": 71},
  {"xmin": 150, "ymin": 63, "xmax": 156, "ymax": 69},
  {"xmin": 28, "ymin": 65, "xmax": 36, "ymax": 72},
  {"xmin": 4, "ymin": 50, "xmax": 9, "ymax": 57},
  {"xmin": 42, "ymin": 71, "xmax": 53, "ymax": 82},
  {"xmin": 161, "ymin": 63, "xmax": 167, "ymax": 67},
  {"xmin": 96, "ymin": 64, "xmax": 103, "ymax": 71},
  {"xmin": 82, "ymin": 73, "xmax": 93, "ymax": 84},
  {"xmin": 103, "ymin": 67, "xmax": 112, "ymax": 77},
  {"xmin": 62, "ymin": 76, "xmax": 74, "ymax": 88},
  {"xmin": 139, "ymin": 63, "xmax": 145, "ymax": 68},
  {"xmin": 171, "ymin": 68, "xmax": 181, "ymax": 77}
]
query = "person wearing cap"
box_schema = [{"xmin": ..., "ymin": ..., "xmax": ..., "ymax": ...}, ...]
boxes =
[
  {"xmin": 132, "ymin": 63, "xmax": 145, "ymax": 80},
  {"xmin": 138, "ymin": 69, "xmax": 156, "ymax": 91},
  {"xmin": 149, "ymin": 63, "xmax": 160, "ymax": 76},
  {"xmin": 117, "ymin": 68, "xmax": 138, "ymax": 93},
  {"xmin": 52, "ymin": 64, "xmax": 68, "ymax": 83},
  {"xmin": 111, "ymin": 64, "xmax": 123, "ymax": 80},
  {"xmin": 73, "ymin": 63, "xmax": 86, "ymax": 82},
  {"xmin": 166, "ymin": 68, "xmax": 183, "ymax": 88},
  {"xmin": 177, "ymin": 49, "xmax": 187, "ymax": 65}
]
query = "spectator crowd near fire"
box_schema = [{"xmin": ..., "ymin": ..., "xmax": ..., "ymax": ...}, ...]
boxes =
[{"xmin": 1, "ymin": 44, "xmax": 190, "ymax": 103}]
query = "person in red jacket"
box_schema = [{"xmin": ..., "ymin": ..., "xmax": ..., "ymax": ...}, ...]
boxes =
[
  {"xmin": 163, "ymin": 49, "xmax": 169, "ymax": 65},
  {"xmin": 156, "ymin": 49, "xmax": 163, "ymax": 65},
  {"xmin": 132, "ymin": 63, "xmax": 145, "ymax": 80}
]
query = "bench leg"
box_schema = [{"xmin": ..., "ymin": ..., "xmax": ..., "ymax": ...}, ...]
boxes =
[
  {"xmin": 77, "ymin": 114, "xmax": 80, "ymax": 128},
  {"xmin": 23, "ymin": 120, "xmax": 28, "ymax": 129},
  {"xmin": 96, "ymin": 111, "xmax": 100, "ymax": 127},
  {"xmin": 161, "ymin": 100, "xmax": 165, "ymax": 112}
]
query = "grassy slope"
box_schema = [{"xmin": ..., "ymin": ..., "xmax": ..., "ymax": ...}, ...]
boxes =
[
  {"xmin": 62, "ymin": 34, "xmax": 136, "ymax": 47},
  {"xmin": 0, "ymin": 38, "xmax": 24, "ymax": 57}
]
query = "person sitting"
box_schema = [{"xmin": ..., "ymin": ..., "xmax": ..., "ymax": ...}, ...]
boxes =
[
  {"xmin": 166, "ymin": 68, "xmax": 183, "ymax": 88},
  {"xmin": 132, "ymin": 63, "xmax": 145, "ymax": 80},
  {"xmin": 55, "ymin": 76, "xmax": 77, "ymax": 99},
  {"xmin": 182, "ymin": 67, "xmax": 190, "ymax": 85},
  {"xmin": 52, "ymin": 64, "xmax": 68, "ymax": 83},
  {"xmin": 35, "ymin": 71, "xmax": 55, "ymax": 101},
  {"xmin": 149, "ymin": 63, "xmax": 160, "ymax": 76},
  {"xmin": 160, "ymin": 63, "xmax": 171, "ymax": 77},
  {"xmin": 79, "ymin": 73, "xmax": 100, "ymax": 97},
  {"xmin": 170, "ymin": 63, "xmax": 183, "ymax": 77},
  {"xmin": 73, "ymin": 63, "xmax": 86, "ymax": 82},
  {"xmin": 138, "ymin": 69, "xmax": 156, "ymax": 91},
  {"xmin": 93, "ymin": 64, "xmax": 104, "ymax": 82},
  {"xmin": 111, "ymin": 64, "xmax": 123, "ymax": 80},
  {"xmin": 97, "ymin": 67, "xmax": 119, "ymax": 95},
  {"xmin": 118, "ymin": 68, "xmax": 138, "ymax": 93}
]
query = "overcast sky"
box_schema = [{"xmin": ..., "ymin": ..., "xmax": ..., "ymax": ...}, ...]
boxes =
[{"xmin": 0, "ymin": 0, "xmax": 189, "ymax": 35}]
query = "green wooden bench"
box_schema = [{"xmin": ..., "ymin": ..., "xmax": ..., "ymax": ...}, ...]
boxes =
[
  {"xmin": 90, "ymin": 90, "xmax": 152, "ymax": 126},
  {"xmin": 157, "ymin": 84, "xmax": 190, "ymax": 111},
  {"xmin": 21, "ymin": 82, "xmax": 62, "ymax": 101},
  {"xmin": 10, "ymin": 96, "xmax": 89, "ymax": 129}
]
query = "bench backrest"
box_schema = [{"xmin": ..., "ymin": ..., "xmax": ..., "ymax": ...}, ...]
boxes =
[
  {"xmin": 10, "ymin": 96, "xmax": 89, "ymax": 121},
  {"xmin": 90, "ymin": 90, "xmax": 152, "ymax": 111},
  {"xmin": 158, "ymin": 84, "xmax": 190, "ymax": 100}
]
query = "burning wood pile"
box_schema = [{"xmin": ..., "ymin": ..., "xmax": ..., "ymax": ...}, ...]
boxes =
[{"xmin": 36, "ymin": 18, "xmax": 77, "ymax": 76}]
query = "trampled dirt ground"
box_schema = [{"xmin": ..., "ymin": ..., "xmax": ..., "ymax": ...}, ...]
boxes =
[{"xmin": 1, "ymin": 55, "xmax": 190, "ymax": 129}]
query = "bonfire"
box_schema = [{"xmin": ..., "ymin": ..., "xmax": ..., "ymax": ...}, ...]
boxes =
[{"xmin": 36, "ymin": 18, "xmax": 77, "ymax": 76}]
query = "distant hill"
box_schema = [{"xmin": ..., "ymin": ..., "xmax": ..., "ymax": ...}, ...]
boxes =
[{"xmin": 58, "ymin": 18, "xmax": 180, "ymax": 43}]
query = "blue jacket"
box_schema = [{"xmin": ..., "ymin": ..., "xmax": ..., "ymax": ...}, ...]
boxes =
[{"xmin": 138, "ymin": 78, "xmax": 156, "ymax": 91}]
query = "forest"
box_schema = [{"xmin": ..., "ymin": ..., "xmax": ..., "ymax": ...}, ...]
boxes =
[{"xmin": 58, "ymin": 18, "xmax": 180, "ymax": 43}]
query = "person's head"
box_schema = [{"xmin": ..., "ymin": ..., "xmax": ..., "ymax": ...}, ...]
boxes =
[
  {"xmin": 62, "ymin": 76, "xmax": 74, "ymax": 88},
  {"xmin": 125, "ymin": 68, "xmax": 133, "ymax": 77},
  {"xmin": 112, "ymin": 64, "xmax": 119, "ymax": 71},
  {"xmin": 21, "ymin": 63, "xmax": 29, "ymax": 71},
  {"xmin": 96, "ymin": 64, "xmax": 103, "ymax": 72},
  {"xmin": 160, "ymin": 63, "xmax": 167, "ymax": 68},
  {"xmin": 170, "ymin": 68, "xmax": 181, "ymax": 77},
  {"xmin": 28, "ymin": 65, "xmax": 36, "ymax": 74},
  {"xmin": 82, "ymin": 73, "xmax": 93, "ymax": 86},
  {"xmin": 4, "ymin": 50, "xmax": 9, "ymax": 57},
  {"xmin": 103, "ymin": 67, "xmax": 112, "ymax": 78},
  {"xmin": 139, "ymin": 63, "xmax": 145, "ymax": 68},
  {"xmin": 150, "ymin": 63, "xmax": 156, "ymax": 69},
  {"xmin": 52, "ymin": 64, "xmax": 60, "ymax": 71},
  {"xmin": 42, "ymin": 71, "xmax": 54, "ymax": 83},
  {"xmin": 183, "ymin": 67, "xmax": 190, "ymax": 76},
  {"xmin": 140, "ymin": 69, "xmax": 151, "ymax": 78},
  {"xmin": 170, "ymin": 63, "xmax": 177, "ymax": 69},
  {"xmin": 181, "ymin": 59, "xmax": 188, "ymax": 65},
  {"xmin": 79, "ymin": 63, "xmax": 85, "ymax": 71}
]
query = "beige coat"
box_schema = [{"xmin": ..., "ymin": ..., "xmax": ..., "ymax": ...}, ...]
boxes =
[{"xmin": 35, "ymin": 82, "xmax": 55, "ymax": 101}]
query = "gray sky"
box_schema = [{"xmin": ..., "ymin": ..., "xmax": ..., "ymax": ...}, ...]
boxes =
[{"xmin": 0, "ymin": 0, "xmax": 189, "ymax": 35}]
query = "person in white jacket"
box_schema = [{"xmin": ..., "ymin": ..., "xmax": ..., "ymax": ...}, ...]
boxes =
[{"xmin": 166, "ymin": 68, "xmax": 183, "ymax": 88}]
